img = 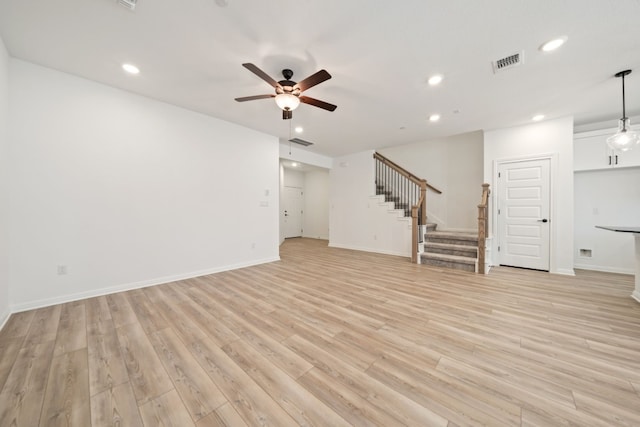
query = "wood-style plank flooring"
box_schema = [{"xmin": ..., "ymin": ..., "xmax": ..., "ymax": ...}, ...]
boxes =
[{"xmin": 1, "ymin": 237, "xmax": 640, "ymax": 426}]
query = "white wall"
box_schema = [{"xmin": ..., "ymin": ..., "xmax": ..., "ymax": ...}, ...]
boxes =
[
  {"xmin": 329, "ymin": 150, "xmax": 411, "ymax": 257},
  {"xmin": 8, "ymin": 59, "xmax": 280, "ymax": 310},
  {"xmin": 574, "ymin": 167, "xmax": 640, "ymax": 274},
  {"xmin": 282, "ymin": 168, "xmax": 305, "ymax": 187},
  {"xmin": 303, "ymin": 170, "xmax": 330, "ymax": 240},
  {"xmin": 379, "ymin": 131, "xmax": 484, "ymax": 231},
  {"xmin": 330, "ymin": 151, "xmax": 375, "ymax": 250},
  {"xmin": 279, "ymin": 142, "xmax": 333, "ymax": 169},
  {"xmin": 484, "ymin": 116, "xmax": 574, "ymax": 275},
  {"xmin": 0, "ymin": 37, "xmax": 10, "ymax": 326}
]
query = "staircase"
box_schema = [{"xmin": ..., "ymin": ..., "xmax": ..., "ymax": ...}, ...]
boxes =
[
  {"xmin": 421, "ymin": 226, "xmax": 478, "ymax": 272},
  {"xmin": 375, "ymin": 184, "xmax": 410, "ymax": 216},
  {"xmin": 373, "ymin": 151, "xmax": 488, "ymax": 273}
]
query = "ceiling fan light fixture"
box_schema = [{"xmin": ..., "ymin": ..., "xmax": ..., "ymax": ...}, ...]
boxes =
[
  {"xmin": 275, "ymin": 93, "xmax": 300, "ymax": 111},
  {"xmin": 607, "ymin": 70, "xmax": 640, "ymax": 152}
]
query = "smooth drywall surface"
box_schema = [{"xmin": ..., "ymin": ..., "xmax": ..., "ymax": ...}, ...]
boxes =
[
  {"xmin": 0, "ymin": 37, "xmax": 9, "ymax": 326},
  {"xmin": 379, "ymin": 130, "xmax": 483, "ymax": 231},
  {"xmin": 484, "ymin": 116, "xmax": 574, "ymax": 275},
  {"xmin": 303, "ymin": 169, "xmax": 330, "ymax": 240},
  {"xmin": 8, "ymin": 59, "xmax": 280, "ymax": 310},
  {"xmin": 330, "ymin": 151, "xmax": 375, "ymax": 250},
  {"xmin": 279, "ymin": 142, "xmax": 333, "ymax": 169},
  {"xmin": 574, "ymin": 167, "xmax": 640, "ymax": 274},
  {"xmin": 282, "ymin": 167, "xmax": 304, "ymax": 188},
  {"xmin": 329, "ymin": 150, "xmax": 411, "ymax": 257}
]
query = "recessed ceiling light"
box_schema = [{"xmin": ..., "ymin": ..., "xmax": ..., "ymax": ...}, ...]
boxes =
[
  {"xmin": 291, "ymin": 162, "xmax": 298, "ymax": 167},
  {"xmin": 294, "ymin": 126, "xmax": 303, "ymax": 133},
  {"xmin": 122, "ymin": 63, "xmax": 140, "ymax": 75},
  {"xmin": 540, "ymin": 36, "xmax": 567, "ymax": 52},
  {"xmin": 532, "ymin": 114, "xmax": 545, "ymax": 122},
  {"xmin": 429, "ymin": 114, "xmax": 441, "ymax": 122},
  {"xmin": 428, "ymin": 74, "xmax": 443, "ymax": 86}
]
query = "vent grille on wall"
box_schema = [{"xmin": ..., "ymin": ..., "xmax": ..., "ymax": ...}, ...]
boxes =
[
  {"xmin": 492, "ymin": 51, "xmax": 524, "ymax": 73},
  {"xmin": 289, "ymin": 138, "xmax": 314, "ymax": 147},
  {"xmin": 117, "ymin": 0, "xmax": 137, "ymax": 10}
]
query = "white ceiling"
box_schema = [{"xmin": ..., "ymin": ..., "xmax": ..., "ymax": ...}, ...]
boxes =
[{"xmin": 1, "ymin": 0, "xmax": 640, "ymax": 157}]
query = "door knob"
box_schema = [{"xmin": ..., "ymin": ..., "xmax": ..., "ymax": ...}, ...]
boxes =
[{"xmin": 537, "ymin": 218, "xmax": 548, "ymax": 223}]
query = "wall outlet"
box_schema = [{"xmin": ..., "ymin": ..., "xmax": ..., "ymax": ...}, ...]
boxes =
[{"xmin": 57, "ymin": 265, "xmax": 68, "ymax": 275}]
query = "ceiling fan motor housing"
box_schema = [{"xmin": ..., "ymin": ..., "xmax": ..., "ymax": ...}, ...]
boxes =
[{"xmin": 277, "ymin": 69, "xmax": 298, "ymax": 95}]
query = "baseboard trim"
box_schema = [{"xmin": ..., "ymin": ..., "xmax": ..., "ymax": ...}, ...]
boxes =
[
  {"xmin": 10, "ymin": 256, "xmax": 281, "ymax": 313},
  {"xmin": 573, "ymin": 263, "xmax": 634, "ymax": 275},
  {"xmin": 552, "ymin": 268, "xmax": 576, "ymax": 276},
  {"xmin": 0, "ymin": 308, "xmax": 11, "ymax": 332},
  {"xmin": 328, "ymin": 243, "xmax": 410, "ymax": 258},
  {"xmin": 632, "ymin": 290, "xmax": 640, "ymax": 304}
]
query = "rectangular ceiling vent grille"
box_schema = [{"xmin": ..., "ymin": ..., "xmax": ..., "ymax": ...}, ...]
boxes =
[
  {"xmin": 117, "ymin": 0, "xmax": 137, "ymax": 10},
  {"xmin": 492, "ymin": 51, "xmax": 523, "ymax": 73},
  {"xmin": 289, "ymin": 138, "xmax": 314, "ymax": 147}
]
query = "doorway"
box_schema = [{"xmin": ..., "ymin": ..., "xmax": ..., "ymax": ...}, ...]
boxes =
[
  {"xmin": 283, "ymin": 186, "xmax": 303, "ymax": 238},
  {"xmin": 497, "ymin": 158, "xmax": 551, "ymax": 271}
]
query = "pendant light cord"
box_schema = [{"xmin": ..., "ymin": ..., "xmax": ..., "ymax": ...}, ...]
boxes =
[
  {"xmin": 289, "ymin": 119, "xmax": 292, "ymax": 155},
  {"xmin": 622, "ymin": 73, "xmax": 627, "ymax": 122}
]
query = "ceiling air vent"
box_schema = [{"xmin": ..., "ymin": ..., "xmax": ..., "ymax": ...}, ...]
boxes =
[
  {"xmin": 492, "ymin": 51, "xmax": 524, "ymax": 73},
  {"xmin": 289, "ymin": 138, "xmax": 314, "ymax": 147},
  {"xmin": 117, "ymin": 0, "xmax": 137, "ymax": 10}
]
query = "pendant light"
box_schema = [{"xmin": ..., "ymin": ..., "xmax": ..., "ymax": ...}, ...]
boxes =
[{"xmin": 606, "ymin": 70, "xmax": 640, "ymax": 152}]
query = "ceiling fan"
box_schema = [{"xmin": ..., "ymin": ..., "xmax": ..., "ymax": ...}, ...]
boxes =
[{"xmin": 235, "ymin": 63, "xmax": 337, "ymax": 120}]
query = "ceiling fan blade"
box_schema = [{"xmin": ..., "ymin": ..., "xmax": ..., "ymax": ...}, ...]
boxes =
[
  {"xmin": 242, "ymin": 63, "xmax": 280, "ymax": 89},
  {"xmin": 299, "ymin": 96, "xmax": 337, "ymax": 111},
  {"xmin": 294, "ymin": 70, "xmax": 332, "ymax": 92},
  {"xmin": 235, "ymin": 94, "xmax": 275, "ymax": 102}
]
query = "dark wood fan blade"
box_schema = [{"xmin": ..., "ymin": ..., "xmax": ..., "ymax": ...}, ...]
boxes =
[
  {"xmin": 242, "ymin": 63, "xmax": 280, "ymax": 89},
  {"xmin": 235, "ymin": 94, "xmax": 275, "ymax": 102},
  {"xmin": 299, "ymin": 96, "xmax": 337, "ymax": 111},
  {"xmin": 294, "ymin": 70, "xmax": 332, "ymax": 92}
]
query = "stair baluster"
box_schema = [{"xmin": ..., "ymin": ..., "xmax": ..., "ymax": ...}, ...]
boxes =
[{"xmin": 373, "ymin": 152, "xmax": 441, "ymax": 263}]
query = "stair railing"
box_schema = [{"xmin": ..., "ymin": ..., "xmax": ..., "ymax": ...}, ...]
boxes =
[
  {"xmin": 373, "ymin": 152, "xmax": 441, "ymax": 263},
  {"xmin": 477, "ymin": 183, "xmax": 490, "ymax": 274}
]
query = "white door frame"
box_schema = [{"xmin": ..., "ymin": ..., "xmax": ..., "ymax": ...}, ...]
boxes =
[{"xmin": 492, "ymin": 152, "xmax": 558, "ymax": 273}]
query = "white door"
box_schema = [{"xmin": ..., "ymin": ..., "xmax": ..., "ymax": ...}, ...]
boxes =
[
  {"xmin": 497, "ymin": 158, "xmax": 551, "ymax": 271},
  {"xmin": 283, "ymin": 186, "xmax": 303, "ymax": 238}
]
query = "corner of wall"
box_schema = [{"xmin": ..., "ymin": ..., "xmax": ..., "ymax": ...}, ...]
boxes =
[{"xmin": 0, "ymin": 34, "xmax": 11, "ymax": 326}]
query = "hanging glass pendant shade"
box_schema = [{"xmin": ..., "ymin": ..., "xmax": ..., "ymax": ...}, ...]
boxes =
[{"xmin": 606, "ymin": 70, "xmax": 640, "ymax": 152}]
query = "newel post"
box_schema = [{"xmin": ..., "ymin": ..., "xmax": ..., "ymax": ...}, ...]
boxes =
[
  {"xmin": 477, "ymin": 183, "xmax": 490, "ymax": 274},
  {"xmin": 420, "ymin": 180, "xmax": 427, "ymax": 225},
  {"xmin": 411, "ymin": 206, "xmax": 419, "ymax": 264}
]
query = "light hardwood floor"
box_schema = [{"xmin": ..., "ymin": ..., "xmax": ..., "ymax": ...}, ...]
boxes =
[{"xmin": 1, "ymin": 237, "xmax": 640, "ymax": 426}]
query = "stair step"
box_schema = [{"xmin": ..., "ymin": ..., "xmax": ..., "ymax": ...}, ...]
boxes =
[
  {"xmin": 425, "ymin": 231, "xmax": 477, "ymax": 246},
  {"xmin": 421, "ymin": 252, "xmax": 477, "ymax": 272},
  {"xmin": 425, "ymin": 223, "xmax": 437, "ymax": 232},
  {"xmin": 424, "ymin": 242, "xmax": 477, "ymax": 258}
]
